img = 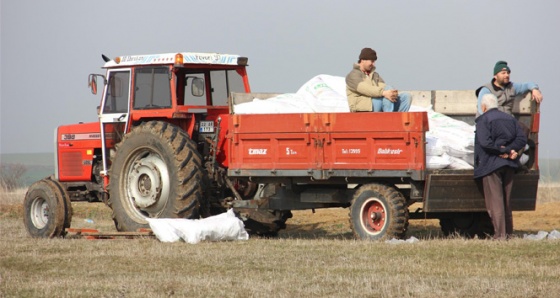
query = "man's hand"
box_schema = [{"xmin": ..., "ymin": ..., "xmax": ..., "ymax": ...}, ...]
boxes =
[
  {"xmin": 531, "ymin": 89, "xmax": 543, "ymax": 103},
  {"xmin": 509, "ymin": 149, "xmax": 518, "ymax": 160},
  {"xmin": 383, "ymin": 89, "xmax": 398, "ymax": 102},
  {"xmin": 500, "ymin": 149, "xmax": 519, "ymax": 160}
]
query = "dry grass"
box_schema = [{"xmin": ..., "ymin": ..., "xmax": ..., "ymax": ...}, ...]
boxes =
[{"xmin": 1, "ymin": 184, "xmax": 560, "ymax": 297}]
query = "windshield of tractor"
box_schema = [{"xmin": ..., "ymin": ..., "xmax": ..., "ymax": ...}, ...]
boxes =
[
  {"xmin": 177, "ymin": 69, "xmax": 245, "ymax": 107},
  {"xmin": 133, "ymin": 67, "xmax": 172, "ymax": 109}
]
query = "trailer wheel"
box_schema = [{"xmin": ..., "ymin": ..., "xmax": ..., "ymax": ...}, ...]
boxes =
[
  {"xmin": 349, "ymin": 183, "xmax": 408, "ymax": 240},
  {"xmin": 109, "ymin": 121, "xmax": 203, "ymax": 231},
  {"xmin": 439, "ymin": 212, "xmax": 494, "ymax": 238},
  {"xmin": 23, "ymin": 178, "xmax": 72, "ymax": 238},
  {"xmin": 240, "ymin": 209, "xmax": 293, "ymax": 237},
  {"xmin": 234, "ymin": 184, "xmax": 292, "ymax": 237}
]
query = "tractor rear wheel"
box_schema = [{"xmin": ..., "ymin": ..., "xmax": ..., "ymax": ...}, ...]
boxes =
[
  {"xmin": 23, "ymin": 178, "xmax": 72, "ymax": 238},
  {"xmin": 349, "ymin": 183, "xmax": 408, "ymax": 240},
  {"xmin": 109, "ymin": 121, "xmax": 203, "ymax": 231}
]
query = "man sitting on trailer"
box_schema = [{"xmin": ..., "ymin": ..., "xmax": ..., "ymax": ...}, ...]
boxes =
[
  {"xmin": 475, "ymin": 60, "xmax": 543, "ymax": 166},
  {"xmin": 475, "ymin": 60, "xmax": 543, "ymax": 118},
  {"xmin": 345, "ymin": 47, "xmax": 411, "ymax": 112}
]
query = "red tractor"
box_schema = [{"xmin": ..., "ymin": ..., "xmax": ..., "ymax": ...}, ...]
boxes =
[{"xmin": 23, "ymin": 52, "xmax": 275, "ymax": 237}]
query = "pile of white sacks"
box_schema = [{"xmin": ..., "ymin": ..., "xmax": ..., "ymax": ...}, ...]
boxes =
[
  {"xmin": 234, "ymin": 75, "xmax": 474, "ymax": 170},
  {"xmin": 147, "ymin": 209, "xmax": 249, "ymax": 244}
]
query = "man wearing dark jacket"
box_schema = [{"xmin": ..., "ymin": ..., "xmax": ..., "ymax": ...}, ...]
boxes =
[{"xmin": 474, "ymin": 93, "xmax": 527, "ymax": 240}]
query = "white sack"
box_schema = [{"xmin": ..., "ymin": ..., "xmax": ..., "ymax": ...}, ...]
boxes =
[
  {"xmin": 447, "ymin": 156, "xmax": 474, "ymax": 170},
  {"xmin": 426, "ymin": 135, "xmax": 446, "ymax": 156},
  {"xmin": 234, "ymin": 75, "xmax": 349, "ymax": 114},
  {"xmin": 426, "ymin": 154, "xmax": 452, "ymax": 169},
  {"xmin": 147, "ymin": 209, "xmax": 249, "ymax": 244},
  {"xmin": 233, "ymin": 93, "xmax": 313, "ymax": 114}
]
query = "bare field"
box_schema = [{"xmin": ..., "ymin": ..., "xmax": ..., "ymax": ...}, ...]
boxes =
[{"xmin": 1, "ymin": 186, "xmax": 560, "ymax": 297}]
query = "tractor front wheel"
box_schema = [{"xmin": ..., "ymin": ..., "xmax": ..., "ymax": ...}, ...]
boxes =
[{"xmin": 23, "ymin": 178, "xmax": 72, "ymax": 238}]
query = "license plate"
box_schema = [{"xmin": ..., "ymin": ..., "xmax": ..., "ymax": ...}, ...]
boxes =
[{"xmin": 199, "ymin": 121, "xmax": 214, "ymax": 133}]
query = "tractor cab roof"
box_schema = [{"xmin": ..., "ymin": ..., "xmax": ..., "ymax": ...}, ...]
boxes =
[{"xmin": 102, "ymin": 52, "xmax": 248, "ymax": 68}]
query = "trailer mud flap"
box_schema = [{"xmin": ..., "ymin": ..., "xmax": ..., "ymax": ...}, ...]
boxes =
[{"xmin": 424, "ymin": 171, "xmax": 539, "ymax": 212}]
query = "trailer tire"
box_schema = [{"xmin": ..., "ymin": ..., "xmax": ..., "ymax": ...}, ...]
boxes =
[
  {"xmin": 109, "ymin": 121, "xmax": 203, "ymax": 232},
  {"xmin": 349, "ymin": 183, "xmax": 408, "ymax": 241},
  {"xmin": 23, "ymin": 178, "xmax": 71, "ymax": 238},
  {"xmin": 241, "ymin": 209, "xmax": 293, "ymax": 237},
  {"xmin": 238, "ymin": 183, "xmax": 292, "ymax": 236},
  {"xmin": 439, "ymin": 212, "xmax": 494, "ymax": 238}
]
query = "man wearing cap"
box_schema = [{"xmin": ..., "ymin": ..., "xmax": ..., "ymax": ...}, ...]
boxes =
[
  {"xmin": 346, "ymin": 48, "xmax": 411, "ymax": 112},
  {"xmin": 475, "ymin": 60, "xmax": 543, "ymax": 117},
  {"xmin": 474, "ymin": 93, "xmax": 527, "ymax": 240},
  {"xmin": 476, "ymin": 61, "xmax": 543, "ymax": 166}
]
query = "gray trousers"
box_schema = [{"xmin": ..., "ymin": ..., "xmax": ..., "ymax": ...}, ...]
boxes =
[{"xmin": 482, "ymin": 166, "xmax": 515, "ymax": 240}]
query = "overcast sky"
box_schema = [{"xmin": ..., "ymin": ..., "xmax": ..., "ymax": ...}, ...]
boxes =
[{"xmin": 1, "ymin": 0, "xmax": 559, "ymax": 159}]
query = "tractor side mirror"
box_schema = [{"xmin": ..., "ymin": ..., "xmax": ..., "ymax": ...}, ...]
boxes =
[
  {"xmin": 192, "ymin": 78, "xmax": 205, "ymax": 97},
  {"xmin": 88, "ymin": 74, "xmax": 98, "ymax": 95},
  {"xmin": 88, "ymin": 74, "xmax": 106, "ymax": 95}
]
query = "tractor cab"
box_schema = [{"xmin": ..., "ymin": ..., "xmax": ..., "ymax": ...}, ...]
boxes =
[{"xmin": 87, "ymin": 52, "xmax": 251, "ymax": 181}]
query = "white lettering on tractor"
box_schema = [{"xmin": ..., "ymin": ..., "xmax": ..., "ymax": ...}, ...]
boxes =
[
  {"xmin": 249, "ymin": 148, "xmax": 267, "ymax": 155},
  {"xmin": 377, "ymin": 148, "xmax": 403, "ymax": 155}
]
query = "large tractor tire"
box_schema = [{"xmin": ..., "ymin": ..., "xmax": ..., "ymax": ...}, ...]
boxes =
[
  {"xmin": 23, "ymin": 178, "xmax": 72, "ymax": 238},
  {"xmin": 349, "ymin": 183, "xmax": 408, "ymax": 241},
  {"xmin": 439, "ymin": 212, "xmax": 494, "ymax": 238},
  {"xmin": 108, "ymin": 121, "xmax": 204, "ymax": 232}
]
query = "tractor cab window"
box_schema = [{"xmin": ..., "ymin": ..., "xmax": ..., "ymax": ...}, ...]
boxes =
[
  {"xmin": 177, "ymin": 69, "xmax": 245, "ymax": 107},
  {"xmin": 133, "ymin": 67, "xmax": 172, "ymax": 109},
  {"xmin": 183, "ymin": 73, "xmax": 207, "ymax": 106},
  {"xmin": 210, "ymin": 70, "xmax": 245, "ymax": 106},
  {"xmin": 103, "ymin": 71, "xmax": 130, "ymax": 113}
]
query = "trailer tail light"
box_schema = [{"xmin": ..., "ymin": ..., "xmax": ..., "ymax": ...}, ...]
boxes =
[{"xmin": 174, "ymin": 53, "xmax": 184, "ymax": 66}]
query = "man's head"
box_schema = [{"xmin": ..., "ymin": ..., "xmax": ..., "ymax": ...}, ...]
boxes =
[
  {"xmin": 358, "ymin": 47, "xmax": 377, "ymax": 72},
  {"xmin": 493, "ymin": 60, "xmax": 511, "ymax": 87},
  {"xmin": 481, "ymin": 93, "xmax": 499, "ymax": 113}
]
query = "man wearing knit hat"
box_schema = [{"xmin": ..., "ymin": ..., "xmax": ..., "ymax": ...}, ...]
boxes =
[
  {"xmin": 475, "ymin": 60, "xmax": 543, "ymax": 117},
  {"xmin": 475, "ymin": 61, "xmax": 543, "ymax": 166},
  {"xmin": 345, "ymin": 47, "xmax": 411, "ymax": 112}
]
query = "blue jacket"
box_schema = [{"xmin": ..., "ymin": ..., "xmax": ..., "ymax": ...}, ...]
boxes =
[{"xmin": 474, "ymin": 108, "xmax": 527, "ymax": 179}]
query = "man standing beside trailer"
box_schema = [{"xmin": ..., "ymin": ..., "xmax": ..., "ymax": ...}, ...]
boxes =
[{"xmin": 474, "ymin": 94, "xmax": 527, "ymax": 240}]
